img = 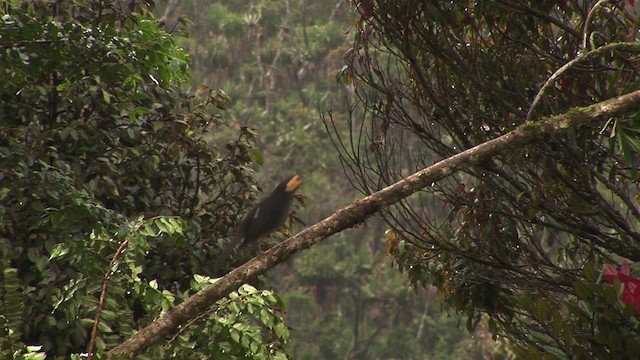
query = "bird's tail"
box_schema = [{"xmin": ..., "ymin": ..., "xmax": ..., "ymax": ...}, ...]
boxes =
[{"xmin": 212, "ymin": 234, "xmax": 243, "ymax": 275}]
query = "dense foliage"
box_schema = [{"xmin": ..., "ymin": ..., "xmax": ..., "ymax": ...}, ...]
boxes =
[
  {"xmin": 0, "ymin": 1, "xmax": 291, "ymax": 358},
  {"xmin": 333, "ymin": 0, "xmax": 640, "ymax": 358}
]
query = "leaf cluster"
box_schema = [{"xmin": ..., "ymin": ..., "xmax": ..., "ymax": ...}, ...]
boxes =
[{"xmin": 163, "ymin": 281, "xmax": 291, "ymax": 359}]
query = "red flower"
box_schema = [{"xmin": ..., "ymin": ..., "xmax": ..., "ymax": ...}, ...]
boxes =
[{"xmin": 604, "ymin": 260, "xmax": 640, "ymax": 311}]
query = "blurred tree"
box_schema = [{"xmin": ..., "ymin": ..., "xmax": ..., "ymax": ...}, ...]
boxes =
[{"xmin": 331, "ymin": 0, "xmax": 640, "ymax": 358}]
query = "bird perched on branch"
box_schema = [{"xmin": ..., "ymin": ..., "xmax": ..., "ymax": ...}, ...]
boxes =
[{"xmin": 213, "ymin": 175, "xmax": 302, "ymax": 274}]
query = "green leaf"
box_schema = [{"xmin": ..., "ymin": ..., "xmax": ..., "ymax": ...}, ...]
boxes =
[
  {"xmin": 274, "ymin": 322, "xmax": 289, "ymax": 340},
  {"xmin": 24, "ymin": 350, "xmax": 46, "ymax": 360},
  {"xmin": 584, "ymin": 262, "xmax": 596, "ymax": 282},
  {"xmin": 250, "ymin": 148, "xmax": 264, "ymax": 166},
  {"xmin": 139, "ymin": 223, "xmax": 158, "ymax": 237},
  {"xmin": 102, "ymin": 89, "xmax": 111, "ymax": 104},
  {"xmin": 565, "ymin": 301, "xmax": 590, "ymax": 321},
  {"xmin": 193, "ymin": 274, "xmax": 210, "ymax": 284},
  {"xmin": 534, "ymin": 298, "xmax": 549, "ymax": 322},
  {"xmin": 48, "ymin": 243, "xmax": 69, "ymax": 260},
  {"xmin": 603, "ymin": 285, "xmax": 619, "ymax": 306},
  {"xmin": 573, "ymin": 281, "xmax": 594, "ymax": 301},
  {"xmin": 563, "ymin": 322, "xmax": 574, "ymax": 350},
  {"xmin": 1, "ymin": 264, "xmax": 23, "ymax": 335},
  {"xmin": 155, "ymin": 218, "xmax": 170, "ymax": 233},
  {"xmin": 229, "ymin": 328, "xmax": 240, "ymax": 343},
  {"xmin": 260, "ymin": 308, "xmax": 274, "ymax": 328},
  {"xmin": 551, "ymin": 310, "xmax": 563, "ymax": 338},
  {"xmin": 240, "ymin": 284, "xmax": 257, "ymax": 294},
  {"xmin": 626, "ymin": 336, "xmax": 640, "ymax": 359},
  {"xmin": 623, "ymin": 303, "xmax": 636, "ymax": 318}
]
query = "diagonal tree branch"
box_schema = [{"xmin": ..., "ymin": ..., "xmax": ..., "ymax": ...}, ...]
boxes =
[{"xmin": 108, "ymin": 89, "xmax": 640, "ymax": 358}]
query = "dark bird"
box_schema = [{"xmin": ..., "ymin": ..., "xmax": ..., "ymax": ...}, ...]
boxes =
[{"xmin": 213, "ymin": 175, "xmax": 302, "ymax": 274}]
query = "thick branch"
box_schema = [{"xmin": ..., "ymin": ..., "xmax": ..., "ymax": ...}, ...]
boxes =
[{"xmin": 109, "ymin": 90, "xmax": 640, "ymax": 358}]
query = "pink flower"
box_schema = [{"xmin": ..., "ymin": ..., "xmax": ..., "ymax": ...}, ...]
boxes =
[{"xmin": 604, "ymin": 260, "xmax": 640, "ymax": 311}]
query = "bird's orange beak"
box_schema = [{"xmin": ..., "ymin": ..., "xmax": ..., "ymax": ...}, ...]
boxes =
[{"xmin": 285, "ymin": 175, "xmax": 302, "ymax": 192}]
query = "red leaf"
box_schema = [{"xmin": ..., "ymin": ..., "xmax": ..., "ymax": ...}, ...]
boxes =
[
  {"xmin": 633, "ymin": 285, "xmax": 640, "ymax": 310},
  {"xmin": 621, "ymin": 280, "xmax": 640, "ymax": 311},
  {"xmin": 618, "ymin": 272, "xmax": 638, "ymax": 283},
  {"xmin": 364, "ymin": 24, "xmax": 374, "ymax": 38},
  {"xmin": 604, "ymin": 264, "xmax": 618, "ymax": 283},
  {"xmin": 360, "ymin": 0, "xmax": 374, "ymax": 19},
  {"xmin": 561, "ymin": 78, "xmax": 570, "ymax": 93},
  {"xmin": 629, "ymin": 0, "xmax": 635, "ymax": 8},
  {"xmin": 621, "ymin": 260, "xmax": 631, "ymax": 276},
  {"xmin": 604, "ymin": 260, "xmax": 640, "ymax": 312},
  {"xmin": 622, "ymin": 284, "xmax": 634, "ymax": 305}
]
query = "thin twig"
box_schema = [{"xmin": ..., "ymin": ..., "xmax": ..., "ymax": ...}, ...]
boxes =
[
  {"xmin": 526, "ymin": 42, "xmax": 640, "ymax": 120},
  {"xmin": 583, "ymin": 0, "xmax": 612, "ymax": 50},
  {"xmin": 87, "ymin": 238, "xmax": 130, "ymax": 360}
]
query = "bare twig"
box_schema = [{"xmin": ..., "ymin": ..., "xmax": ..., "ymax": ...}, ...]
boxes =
[
  {"xmin": 87, "ymin": 238, "xmax": 130, "ymax": 360},
  {"xmin": 526, "ymin": 42, "xmax": 640, "ymax": 120},
  {"xmin": 583, "ymin": 0, "xmax": 612, "ymax": 50}
]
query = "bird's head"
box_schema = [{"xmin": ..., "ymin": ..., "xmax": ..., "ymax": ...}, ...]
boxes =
[{"xmin": 284, "ymin": 174, "xmax": 302, "ymax": 193}]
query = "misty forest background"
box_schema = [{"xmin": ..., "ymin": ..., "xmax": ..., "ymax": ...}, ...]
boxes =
[{"xmin": 2, "ymin": 0, "xmax": 640, "ymax": 359}]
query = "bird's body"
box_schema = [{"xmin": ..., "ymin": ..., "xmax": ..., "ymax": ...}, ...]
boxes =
[{"xmin": 213, "ymin": 175, "xmax": 302, "ymax": 274}]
